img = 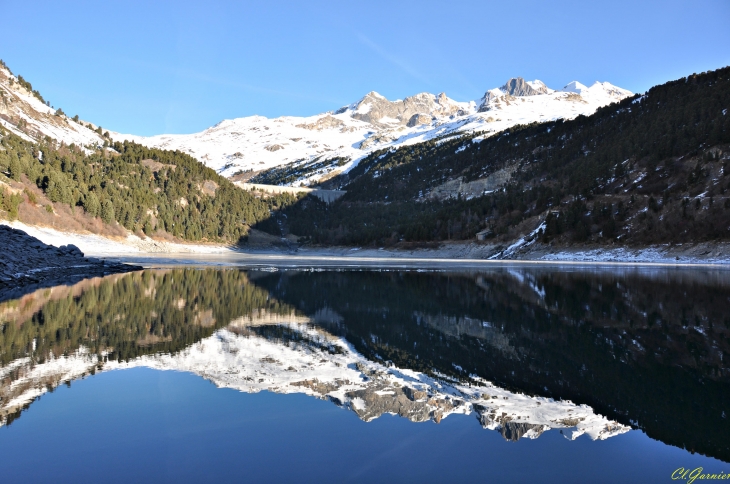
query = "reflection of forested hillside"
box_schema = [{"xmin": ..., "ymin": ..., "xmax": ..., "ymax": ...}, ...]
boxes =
[
  {"xmin": 0, "ymin": 269, "xmax": 300, "ymax": 426},
  {"xmin": 251, "ymin": 269, "xmax": 730, "ymax": 462},
  {"xmin": 0, "ymin": 269, "xmax": 297, "ymax": 366}
]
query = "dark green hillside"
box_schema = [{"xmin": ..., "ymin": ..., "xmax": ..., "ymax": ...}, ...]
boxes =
[
  {"xmin": 251, "ymin": 156, "xmax": 349, "ymax": 186},
  {"xmin": 0, "ymin": 132, "xmax": 291, "ymax": 242},
  {"xmin": 265, "ymin": 67, "xmax": 730, "ymax": 246}
]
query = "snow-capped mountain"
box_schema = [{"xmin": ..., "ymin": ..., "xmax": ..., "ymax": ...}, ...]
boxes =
[
  {"xmin": 0, "ymin": 314, "xmax": 629, "ymax": 442},
  {"xmin": 0, "ymin": 62, "xmax": 632, "ymax": 187},
  {"xmin": 0, "ymin": 64, "xmax": 104, "ymax": 148},
  {"xmin": 113, "ymin": 77, "xmax": 632, "ymax": 185}
]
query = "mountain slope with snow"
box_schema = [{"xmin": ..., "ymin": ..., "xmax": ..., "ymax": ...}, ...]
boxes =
[
  {"xmin": 0, "ymin": 63, "xmax": 104, "ymax": 148},
  {"xmin": 0, "ymin": 61, "xmax": 632, "ymax": 187},
  {"xmin": 113, "ymin": 77, "xmax": 632, "ymax": 185},
  {"xmin": 2, "ymin": 58, "xmax": 648, "ymax": 249}
]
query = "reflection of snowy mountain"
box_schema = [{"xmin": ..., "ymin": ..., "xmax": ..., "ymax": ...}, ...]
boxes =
[
  {"xmin": 0, "ymin": 313, "xmax": 628, "ymax": 442},
  {"xmin": 112, "ymin": 78, "xmax": 632, "ymax": 184}
]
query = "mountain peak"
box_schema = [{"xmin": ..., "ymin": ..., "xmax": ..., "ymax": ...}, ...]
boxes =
[
  {"xmin": 526, "ymin": 80, "xmax": 552, "ymax": 94},
  {"xmin": 501, "ymin": 77, "xmax": 548, "ymax": 96},
  {"xmin": 562, "ymin": 81, "xmax": 588, "ymax": 94},
  {"xmin": 362, "ymin": 91, "xmax": 386, "ymax": 101}
]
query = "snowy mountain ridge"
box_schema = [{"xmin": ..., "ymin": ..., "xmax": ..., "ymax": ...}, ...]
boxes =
[
  {"xmin": 112, "ymin": 77, "xmax": 632, "ymax": 185},
  {"xmin": 0, "ymin": 61, "xmax": 632, "ymax": 187}
]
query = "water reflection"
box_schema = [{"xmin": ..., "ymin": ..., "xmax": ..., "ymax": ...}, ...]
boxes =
[{"xmin": 1, "ymin": 267, "xmax": 728, "ymax": 460}]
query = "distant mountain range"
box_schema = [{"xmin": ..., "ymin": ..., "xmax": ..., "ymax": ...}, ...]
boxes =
[
  {"xmin": 113, "ymin": 77, "xmax": 631, "ymax": 185},
  {"xmin": 0, "ymin": 61, "xmax": 631, "ymax": 185}
]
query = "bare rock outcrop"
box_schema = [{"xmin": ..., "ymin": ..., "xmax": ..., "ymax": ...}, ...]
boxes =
[
  {"xmin": 407, "ymin": 113, "xmax": 432, "ymax": 127},
  {"xmin": 501, "ymin": 77, "xmax": 547, "ymax": 96},
  {"xmin": 427, "ymin": 164, "xmax": 518, "ymax": 201},
  {"xmin": 296, "ymin": 115, "xmax": 346, "ymax": 131},
  {"xmin": 348, "ymin": 91, "xmax": 463, "ymax": 126}
]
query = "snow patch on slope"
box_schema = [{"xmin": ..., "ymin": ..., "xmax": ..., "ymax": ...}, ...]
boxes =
[{"xmin": 0, "ymin": 65, "xmax": 104, "ymax": 149}]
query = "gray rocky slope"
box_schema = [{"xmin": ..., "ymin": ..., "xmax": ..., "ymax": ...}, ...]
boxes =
[{"xmin": 0, "ymin": 225, "xmax": 140, "ymax": 302}]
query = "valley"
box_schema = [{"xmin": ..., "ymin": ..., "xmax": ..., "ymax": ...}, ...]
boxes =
[{"xmin": 1, "ymin": 58, "xmax": 729, "ymax": 262}]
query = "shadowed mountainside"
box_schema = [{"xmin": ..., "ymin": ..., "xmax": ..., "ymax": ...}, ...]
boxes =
[{"xmin": 261, "ymin": 67, "xmax": 730, "ymax": 250}]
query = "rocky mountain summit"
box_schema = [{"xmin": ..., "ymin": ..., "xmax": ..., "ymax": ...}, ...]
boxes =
[
  {"xmin": 0, "ymin": 224, "xmax": 140, "ymax": 302},
  {"xmin": 501, "ymin": 77, "xmax": 551, "ymax": 96},
  {"xmin": 477, "ymin": 76, "xmax": 628, "ymax": 112},
  {"xmin": 337, "ymin": 91, "xmax": 470, "ymax": 126}
]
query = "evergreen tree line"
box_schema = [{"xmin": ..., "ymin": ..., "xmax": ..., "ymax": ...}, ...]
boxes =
[
  {"xmin": 0, "ymin": 133, "xmax": 295, "ymax": 242},
  {"xmin": 251, "ymin": 156, "xmax": 349, "ymax": 186}
]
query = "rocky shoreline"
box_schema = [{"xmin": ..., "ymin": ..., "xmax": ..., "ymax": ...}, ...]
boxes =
[{"xmin": 0, "ymin": 225, "xmax": 142, "ymax": 303}]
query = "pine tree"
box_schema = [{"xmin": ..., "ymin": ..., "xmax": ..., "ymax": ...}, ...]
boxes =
[
  {"xmin": 84, "ymin": 192, "xmax": 101, "ymax": 218},
  {"xmin": 101, "ymin": 200, "xmax": 115, "ymax": 224},
  {"xmin": 8, "ymin": 157, "xmax": 21, "ymax": 181},
  {"xmin": 143, "ymin": 217, "xmax": 153, "ymax": 236}
]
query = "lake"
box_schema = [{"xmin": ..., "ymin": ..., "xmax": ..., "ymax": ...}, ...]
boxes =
[{"xmin": 1, "ymin": 265, "xmax": 728, "ymax": 483}]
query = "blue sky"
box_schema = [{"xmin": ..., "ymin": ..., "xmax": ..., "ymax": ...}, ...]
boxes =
[{"xmin": 3, "ymin": 0, "xmax": 729, "ymax": 136}]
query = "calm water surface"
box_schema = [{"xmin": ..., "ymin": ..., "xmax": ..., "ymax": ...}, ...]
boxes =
[{"xmin": 1, "ymin": 266, "xmax": 729, "ymax": 483}]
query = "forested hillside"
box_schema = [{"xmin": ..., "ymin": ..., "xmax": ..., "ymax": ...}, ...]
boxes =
[
  {"xmin": 0, "ymin": 131, "xmax": 298, "ymax": 242},
  {"xmin": 264, "ymin": 67, "xmax": 730, "ymax": 247}
]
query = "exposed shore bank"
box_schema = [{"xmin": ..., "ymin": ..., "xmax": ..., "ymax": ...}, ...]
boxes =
[
  {"xmin": 3, "ymin": 220, "xmax": 730, "ymax": 266},
  {"xmin": 0, "ymin": 225, "xmax": 142, "ymax": 302}
]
